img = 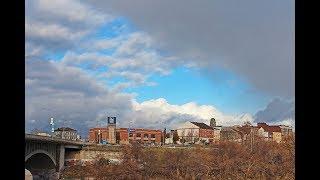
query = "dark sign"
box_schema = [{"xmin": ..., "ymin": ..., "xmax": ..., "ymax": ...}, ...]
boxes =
[{"xmin": 107, "ymin": 117, "xmax": 116, "ymax": 124}]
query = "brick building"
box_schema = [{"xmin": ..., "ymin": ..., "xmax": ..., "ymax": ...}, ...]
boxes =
[{"xmin": 89, "ymin": 127, "xmax": 163, "ymax": 145}]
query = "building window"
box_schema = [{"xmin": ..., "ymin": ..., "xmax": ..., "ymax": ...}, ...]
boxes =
[
  {"xmin": 151, "ymin": 134, "xmax": 155, "ymax": 138},
  {"xmin": 129, "ymin": 133, "xmax": 133, "ymax": 137},
  {"xmin": 136, "ymin": 133, "xmax": 141, "ymax": 137},
  {"xmin": 144, "ymin": 134, "xmax": 149, "ymax": 138}
]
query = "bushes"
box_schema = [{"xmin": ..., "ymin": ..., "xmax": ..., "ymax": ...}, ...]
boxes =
[{"xmin": 61, "ymin": 138, "xmax": 294, "ymax": 179}]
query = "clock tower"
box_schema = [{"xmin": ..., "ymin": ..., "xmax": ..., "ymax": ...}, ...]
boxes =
[
  {"xmin": 210, "ymin": 117, "xmax": 216, "ymax": 128},
  {"xmin": 107, "ymin": 117, "xmax": 116, "ymax": 144}
]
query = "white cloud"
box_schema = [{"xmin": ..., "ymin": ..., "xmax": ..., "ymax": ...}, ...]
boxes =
[{"xmin": 129, "ymin": 98, "xmax": 254, "ymax": 130}]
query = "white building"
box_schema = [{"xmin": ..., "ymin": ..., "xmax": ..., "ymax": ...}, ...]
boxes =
[
  {"xmin": 53, "ymin": 127, "xmax": 79, "ymax": 141},
  {"xmin": 176, "ymin": 121, "xmax": 215, "ymax": 144}
]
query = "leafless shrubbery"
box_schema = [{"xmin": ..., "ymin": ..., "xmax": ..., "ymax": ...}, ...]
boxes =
[{"xmin": 61, "ymin": 137, "xmax": 294, "ymax": 180}]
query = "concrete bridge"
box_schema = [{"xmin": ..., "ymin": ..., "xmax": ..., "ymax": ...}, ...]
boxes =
[{"xmin": 25, "ymin": 133, "xmax": 92, "ymax": 178}]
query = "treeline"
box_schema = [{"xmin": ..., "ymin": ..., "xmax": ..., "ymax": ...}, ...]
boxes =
[{"xmin": 61, "ymin": 137, "xmax": 294, "ymax": 179}]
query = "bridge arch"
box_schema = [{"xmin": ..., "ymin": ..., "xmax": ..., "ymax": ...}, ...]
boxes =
[{"xmin": 25, "ymin": 149, "xmax": 57, "ymax": 166}]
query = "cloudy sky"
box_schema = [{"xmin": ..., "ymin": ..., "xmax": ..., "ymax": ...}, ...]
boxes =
[{"xmin": 25, "ymin": 0, "xmax": 294, "ymax": 136}]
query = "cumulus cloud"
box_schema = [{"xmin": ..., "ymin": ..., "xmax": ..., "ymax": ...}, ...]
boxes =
[
  {"xmin": 129, "ymin": 98, "xmax": 254, "ymax": 130},
  {"xmin": 254, "ymin": 98, "xmax": 295, "ymax": 127},
  {"xmin": 59, "ymin": 31, "xmax": 183, "ymax": 88}
]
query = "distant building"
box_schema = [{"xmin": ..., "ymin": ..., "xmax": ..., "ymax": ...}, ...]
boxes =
[
  {"xmin": 36, "ymin": 132, "xmax": 51, "ymax": 137},
  {"xmin": 220, "ymin": 124, "xmax": 260, "ymax": 144},
  {"xmin": 220, "ymin": 126, "xmax": 243, "ymax": 142},
  {"xmin": 31, "ymin": 129, "xmax": 51, "ymax": 137},
  {"xmin": 256, "ymin": 123, "xmax": 282, "ymax": 143},
  {"xmin": 53, "ymin": 127, "xmax": 78, "ymax": 141},
  {"xmin": 279, "ymin": 125, "xmax": 294, "ymax": 138},
  {"xmin": 89, "ymin": 127, "xmax": 163, "ymax": 145},
  {"xmin": 176, "ymin": 121, "xmax": 215, "ymax": 144},
  {"xmin": 164, "ymin": 130, "xmax": 176, "ymax": 144},
  {"xmin": 107, "ymin": 117, "xmax": 117, "ymax": 144},
  {"xmin": 210, "ymin": 118, "xmax": 216, "ymax": 127}
]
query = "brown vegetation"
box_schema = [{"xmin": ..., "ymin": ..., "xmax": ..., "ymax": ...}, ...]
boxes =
[{"xmin": 61, "ymin": 137, "xmax": 294, "ymax": 180}]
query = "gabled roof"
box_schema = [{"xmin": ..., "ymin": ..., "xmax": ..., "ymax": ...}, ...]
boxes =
[
  {"xmin": 190, "ymin": 122, "xmax": 213, "ymax": 129},
  {"xmin": 257, "ymin": 123, "xmax": 281, "ymax": 133}
]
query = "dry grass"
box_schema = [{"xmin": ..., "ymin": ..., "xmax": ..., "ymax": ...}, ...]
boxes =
[{"xmin": 61, "ymin": 137, "xmax": 294, "ymax": 180}]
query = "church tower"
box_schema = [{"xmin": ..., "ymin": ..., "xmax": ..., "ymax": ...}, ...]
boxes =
[{"xmin": 210, "ymin": 117, "xmax": 216, "ymax": 128}]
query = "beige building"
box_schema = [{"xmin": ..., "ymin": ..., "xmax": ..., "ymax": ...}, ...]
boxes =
[
  {"xmin": 176, "ymin": 121, "xmax": 215, "ymax": 144},
  {"xmin": 257, "ymin": 123, "xmax": 282, "ymax": 143},
  {"xmin": 213, "ymin": 126, "xmax": 222, "ymax": 142},
  {"xmin": 53, "ymin": 127, "xmax": 79, "ymax": 141}
]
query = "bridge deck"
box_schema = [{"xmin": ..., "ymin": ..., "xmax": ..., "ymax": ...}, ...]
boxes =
[{"xmin": 25, "ymin": 134, "xmax": 93, "ymax": 146}]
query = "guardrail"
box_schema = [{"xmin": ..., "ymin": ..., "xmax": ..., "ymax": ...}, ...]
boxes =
[{"xmin": 25, "ymin": 134, "xmax": 93, "ymax": 146}]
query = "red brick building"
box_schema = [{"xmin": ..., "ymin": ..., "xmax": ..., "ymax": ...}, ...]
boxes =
[{"xmin": 89, "ymin": 127, "xmax": 163, "ymax": 145}]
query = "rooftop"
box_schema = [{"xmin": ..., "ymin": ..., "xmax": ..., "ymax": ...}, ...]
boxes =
[
  {"xmin": 190, "ymin": 122, "xmax": 214, "ymax": 130},
  {"xmin": 257, "ymin": 123, "xmax": 281, "ymax": 133},
  {"xmin": 55, "ymin": 127, "xmax": 77, "ymax": 132}
]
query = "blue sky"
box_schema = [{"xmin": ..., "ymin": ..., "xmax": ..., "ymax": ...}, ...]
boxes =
[{"xmin": 125, "ymin": 66, "xmax": 271, "ymax": 115}]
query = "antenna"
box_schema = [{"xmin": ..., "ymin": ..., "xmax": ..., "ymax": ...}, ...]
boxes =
[{"xmin": 50, "ymin": 117, "xmax": 54, "ymax": 133}]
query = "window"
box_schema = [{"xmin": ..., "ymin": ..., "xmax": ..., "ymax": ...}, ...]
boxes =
[
  {"xmin": 129, "ymin": 133, "xmax": 133, "ymax": 137},
  {"xmin": 136, "ymin": 133, "xmax": 141, "ymax": 137},
  {"xmin": 151, "ymin": 134, "xmax": 155, "ymax": 138},
  {"xmin": 144, "ymin": 134, "xmax": 149, "ymax": 138}
]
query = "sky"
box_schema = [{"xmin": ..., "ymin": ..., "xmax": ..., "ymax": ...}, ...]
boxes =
[{"xmin": 25, "ymin": 0, "xmax": 295, "ymax": 136}]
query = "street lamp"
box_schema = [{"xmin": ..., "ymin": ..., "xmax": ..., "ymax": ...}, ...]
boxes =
[{"xmin": 50, "ymin": 117, "xmax": 54, "ymax": 135}]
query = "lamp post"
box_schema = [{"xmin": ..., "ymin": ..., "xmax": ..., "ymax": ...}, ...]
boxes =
[{"xmin": 50, "ymin": 117, "xmax": 54, "ymax": 138}]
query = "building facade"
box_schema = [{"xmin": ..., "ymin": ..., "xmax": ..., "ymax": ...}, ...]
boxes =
[
  {"xmin": 176, "ymin": 121, "xmax": 215, "ymax": 144},
  {"xmin": 220, "ymin": 127, "xmax": 243, "ymax": 142},
  {"xmin": 279, "ymin": 125, "xmax": 294, "ymax": 138},
  {"xmin": 53, "ymin": 127, "xmax": 79, "ymax": 141},
  {"xmin": 257, "ymin": 123, "xmax": 282, "ymax": 143},
  {"xmin": 89, "ymin": 127, "xmax": 163, "ymax": 145}
]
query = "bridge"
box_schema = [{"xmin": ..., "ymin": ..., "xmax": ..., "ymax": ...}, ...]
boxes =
[{"xmin": 25, "ymin": 134, "xmax": 93, "ymax": 178}]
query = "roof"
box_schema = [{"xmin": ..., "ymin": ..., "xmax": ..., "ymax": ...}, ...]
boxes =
[
  {"xmin": 55, "ymin": 127, "xmax": 77, "ymax": 132},
  {"xmin": 257, "ymin": 123, "xmax": 281, "ymax": 133},
  {"xmin": 190, "ymin": 122, "xmax": 213, "ymax": 129},
  {"xmin": 236, "ymin": 126, "xmax": 252, "ymax": 135}
]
